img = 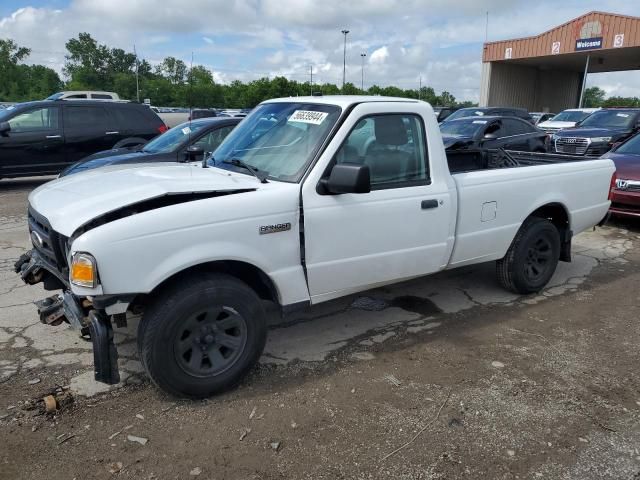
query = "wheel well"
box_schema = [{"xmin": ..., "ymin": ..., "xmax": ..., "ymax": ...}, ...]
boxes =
[
  {"xmin": 528, "ymin": 203, "xmax": 571, "ymax": 261},
  {"xmin": 137, "ymin": 261, "xmax": 280, "ymax": 308}
]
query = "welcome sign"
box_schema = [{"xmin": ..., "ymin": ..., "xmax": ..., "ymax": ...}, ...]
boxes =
[{"xmin": 575, "ymin": 37, "xmax": 603, "ymax": 51}]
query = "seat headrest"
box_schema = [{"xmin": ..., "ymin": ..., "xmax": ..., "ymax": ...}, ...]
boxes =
[{"xmin": 374, "ymin": 116, "xmax": 408, "ymax": 146}]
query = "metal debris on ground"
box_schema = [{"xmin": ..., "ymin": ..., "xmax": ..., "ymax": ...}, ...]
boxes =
[
  {"xmin": 57, "ymin": 434, "xmax": 75, "ymax": 445},
  {"xmin": 270, "ymin": 441, "xmax": 281, "ymax": 451},
  {"xmin": 239, "ymin": 428, "xmax": 251, "ymax": 441},
  {"xmin": 383, "ymin": 374, "xmax": 402, "ymax": 387},
  {"xmin": 28, "ymin": 378, "xmax": 41, "ymax": 385},
  {"xmin": 189, "ymin": 467, "xmax": 202, "ymax": 476},
  {"xmin": 350, "ymin": 296, "xmax": 389, "ymax": 311},
  {"xmin": 249, "ymin": 407, "xmax": 256, "ymax": 419},
  {"xmin": 126, "ymin": 435, "xmax": 148, "ymax": 445},
  {"xmin": 136, "ymin": 414, "xmax": 144, "ymax": 420}
]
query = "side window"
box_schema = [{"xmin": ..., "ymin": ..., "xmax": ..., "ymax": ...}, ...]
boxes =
[
  {"xmin": 8, "ymin": 107, "xmax": 59, "ymax": 132},
  {"xmin": 504, "ymin": 119, "xmax": 530, "ymax": 135},
  {"xmin": 111, "ymin": 108, "xmax": 152, "ymax": 131},
  {"xmin": 92, "ymin": 94, "xmax": 112, "ymax": 99},
  {"xmin": 64, "ymin": 106, "xmax": 110, "ymax": 130},
  {"xmin": 335, "ymin": 114, "xmax": 429, "ymax": 189},
  {"xmin": 192, "ymin": 126, "xmax": 234, "ymax": 153},
  {"xmin": 65, "ymin": 94, "xmax": 87, "ymax": 99}
]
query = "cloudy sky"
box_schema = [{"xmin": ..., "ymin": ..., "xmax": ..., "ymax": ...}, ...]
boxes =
[{"xmin": 1, "ymin": 0, "xmax": 639, "ymax": 102}]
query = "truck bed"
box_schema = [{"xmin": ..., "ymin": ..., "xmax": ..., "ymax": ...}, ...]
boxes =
[
  {"xmin": 446, "ymin": 148, "xmax": 593, "ymax": 174},
  {"xmin": 445, "ymin": 148, "xmax": 614, "ymax": 269}
]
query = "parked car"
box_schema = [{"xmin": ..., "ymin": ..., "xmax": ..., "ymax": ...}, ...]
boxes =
[
  {"xmin": 46, "ymin": 91, "xmax": 120, "ymax": 101},
  {"xmin": 0, "ymin": 100, "xmax": 167, "ymax": 178},
  {"xmin": 151, "ymin": 107, "xmax": 190, "ymax": 128},
  {"xmin": 530, "ymin": 112, "xmax": 556, "ymax": 125},
  {"xmin": 551, "ymin": 108, "xmax": 640, "ymax": 156},
  {"xmin": 189, "ymin": 109, "xmax": 217, "ymax": 121},
  {"xmin": 441, "ymin": 106, "xmax": 533, "ymax": 123},
  {"xmin": 16, "ymin": 96, "xmax": 615, "ymax": 397},
  {"xmin": 433, "ymin": 106, "xmax": 459, "ymax": 123},
  {"xmin": 538, "ymin": 108, "xmax": 599, "ymax": 134},
  {"xmin": 440, "ymin": 116, "xmax": 547, "ymax": 151},
  {"xmin": 60, "ymin": 117, "xmax": 241, "ymax": 176},
  {"xmin": 218, "ymin": 109, "xmax": 248, "ymax": 118},
  {"xmin": 603, "ymin": 132, "xmax": 640, "ymax": 218}
]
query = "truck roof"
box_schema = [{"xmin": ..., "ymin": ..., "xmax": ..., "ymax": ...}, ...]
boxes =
[{"xmin": 263, "ymin": 95, "xmax": 421, "ymax": 109}]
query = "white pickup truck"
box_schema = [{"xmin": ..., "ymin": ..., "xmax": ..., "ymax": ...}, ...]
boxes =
[{"xmin": 15, "ymin": 96, "xmax": 616, "ymax": 397}]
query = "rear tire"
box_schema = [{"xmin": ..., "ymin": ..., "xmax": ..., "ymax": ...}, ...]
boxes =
[
  {"xmin": 496, "ymin": 217, "xmax": 561, "ymax": 294},
  {"xmin": 138, "ymin": 273, "xmax": 267, "ymax": 398}
]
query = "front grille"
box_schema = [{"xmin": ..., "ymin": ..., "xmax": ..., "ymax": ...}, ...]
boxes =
[
  {"xmin": 616, "ymin": 181, "xmax": 640, "ymax": 193},
  {"xmin": 555, "ymin": 137, "xmax": 589, "ymax": 155},
  {"xmin": 28, "ymin": 208, "xmax": 69, "ymax": 275},
  {"xmin": 585, "ymin": 144, "xmax": 612, "ymax": 157},
  {"xmin": 543, "ymin": 127, "xmax": 561, "ymax": 134}
]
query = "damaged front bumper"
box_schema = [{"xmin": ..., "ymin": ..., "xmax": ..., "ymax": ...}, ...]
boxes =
[{"xmin": 14, "ymin": 250, "xmax": 121, "ymax": 385}]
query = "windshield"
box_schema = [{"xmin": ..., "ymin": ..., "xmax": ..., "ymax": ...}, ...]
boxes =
[
  {"xmin": 615, "ymin": 133, "xmax": 640, "ymax": 155},
  {"xmin": 210, "ymin": 102, "xmax": 341, "ymax": 182},
  {"xmin": 579, "ymin": 110, "xmax": 636, "ymax": 128},
  {"xmin": 142, "ymin": 122, "xmax": 209, "ymax": 154},
  {"xmin": 443, "ymin": 108, "xmax": 484, "ymax": 122},
  {"xmin": 46, "ymin": 93, "xmax": 64, "ymax": 100},
  {"xmin": 550, "ymin": 110, "xmax": 592, "ymax": 123},
  {"xmin": 440, "ymin": 119, "xmax": 486, "ymax": 137}
]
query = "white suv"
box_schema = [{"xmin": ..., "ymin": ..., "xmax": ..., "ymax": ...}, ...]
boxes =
[
  {"xmin": 538, "ymin": 108, "xmax": 600, "ymax": 134},
  {"xmin": 46, "ymin": 91, "xmax": 121, "ymax": 101}
]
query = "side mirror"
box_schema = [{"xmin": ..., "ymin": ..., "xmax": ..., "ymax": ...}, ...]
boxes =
[
  {"xmin": 0, "ymin": 121, "xmax": 10, "ymax": 136},
  {"xmin": 185, "ymin": 145, "xmax": 205, "ymax": 160},
  {"xmin": 482, "ymin": 132, "xmax": 498, "ymax": 141},
  {"xmin": 322, "ymin": 163, "xmax": 371, "ymax": 194}
]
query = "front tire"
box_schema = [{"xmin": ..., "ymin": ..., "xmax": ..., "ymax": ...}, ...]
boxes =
[
  {"xmin": 496, "ymin": 217, "xmax": 561, "ymax": 294},
  {"xmin": 138, "ymin": 273, "xmax": 267, "ymax": 398}
]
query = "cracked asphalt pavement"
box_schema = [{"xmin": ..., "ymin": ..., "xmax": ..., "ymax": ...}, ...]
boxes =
[{"xmin": 2, "ymin": 177, "xmax": 640, "ymax": 479}]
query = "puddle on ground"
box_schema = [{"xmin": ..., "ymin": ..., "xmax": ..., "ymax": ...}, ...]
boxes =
[{"xmin": 390, "ymin": 295, "xmax": 443, "ymax": 316}]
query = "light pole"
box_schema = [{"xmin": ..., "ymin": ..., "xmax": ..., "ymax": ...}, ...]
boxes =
[
  {"xmin": 360, "ymin": 53, "xmax": 366, "ymax": 93},
  {"xmin": 341, "ymin": 29, "xmax": 349, "ymax": 90}
]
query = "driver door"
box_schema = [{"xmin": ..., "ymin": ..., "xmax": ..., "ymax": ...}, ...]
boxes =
[{"xmin": 302, "ymin": 105, "xmax": 453, "ymax": 303}]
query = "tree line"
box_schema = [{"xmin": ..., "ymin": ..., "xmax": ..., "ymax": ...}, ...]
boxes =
[
  {"xmin": 1, "ymin": 33, "xmax": 474, "ymax": 108},
  {"xmin": 582, "ymin": 86, "xmax": 640, "ymax": 108}
]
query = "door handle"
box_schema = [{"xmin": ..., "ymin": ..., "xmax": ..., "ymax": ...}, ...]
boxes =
[
  {"xmin": 105, "ymin": 131, "xmax": 119, "ymax": 135},
  {"xmin": 421, "ymin": 199, "xmax": 439, "ymax": 209},
  {"xmin": 45, "ymin": 135, "xmax": 61, "ymax": 139}
]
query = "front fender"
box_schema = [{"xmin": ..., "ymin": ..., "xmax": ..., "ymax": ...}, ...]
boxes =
[{"xmin": 69, "ymin": 188, "xmax": 309, "ymax": 305}]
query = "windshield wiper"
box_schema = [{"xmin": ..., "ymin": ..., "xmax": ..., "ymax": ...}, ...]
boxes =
[{"xmin": 222, "ymin": 158, "xmax": 269, "ymax": 183}]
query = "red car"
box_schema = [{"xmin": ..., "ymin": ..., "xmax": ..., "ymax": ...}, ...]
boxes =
[{"xmin": 606, "ymin": 132, "xmax": 640, "ymax": 218}]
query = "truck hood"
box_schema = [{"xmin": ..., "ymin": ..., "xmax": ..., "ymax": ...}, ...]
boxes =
[{"xmin": 29, "ymin": 163, "xmax": 261, "ymax": 236}]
